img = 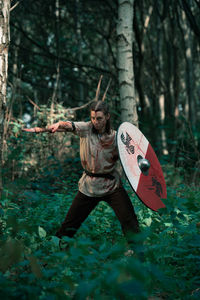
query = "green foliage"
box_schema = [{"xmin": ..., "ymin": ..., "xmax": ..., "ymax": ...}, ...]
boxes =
[
  {"xmin": 4, "ymin": 102, "xmax": 81, "ymax": 184},
  {"xmin": 1, "ymin": 171, "xmax": 200, "ymax": 299},
  {"xmin": 2, "ymin": 114, "xmax": 200, "ymax": 299},
  {"xmin": 2, "ymin": 0, "xmax": 200, "ymax": 296}
]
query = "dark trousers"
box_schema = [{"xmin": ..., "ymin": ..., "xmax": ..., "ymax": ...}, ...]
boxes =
[{"xmin": 56, "ymin": 186, "xmax": 139, "ymax": 243}]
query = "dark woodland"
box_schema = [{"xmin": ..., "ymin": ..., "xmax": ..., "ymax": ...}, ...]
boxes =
[{"xmin": 0, "ymin": 0, "xmax": 200, "ymax": 299}]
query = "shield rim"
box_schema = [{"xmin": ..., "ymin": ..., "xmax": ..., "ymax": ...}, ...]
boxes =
[{"xmin": 116, "ymin": 122, "xmax": 166, "ymax": 211}]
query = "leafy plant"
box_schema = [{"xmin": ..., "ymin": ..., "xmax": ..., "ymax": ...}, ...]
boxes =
[{"xmin": 1, "ymin": 171, "xmax": 200, "ymax": 299}]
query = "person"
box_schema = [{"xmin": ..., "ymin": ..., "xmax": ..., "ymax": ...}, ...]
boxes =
[{"xmin": 23, "ymin": 101, "xmax": 139, "ymax": 248}]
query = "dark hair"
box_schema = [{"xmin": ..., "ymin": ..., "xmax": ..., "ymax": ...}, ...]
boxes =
[{"xmin": 90, "ymin": 101, "xmax": 111, "ymax": 134}]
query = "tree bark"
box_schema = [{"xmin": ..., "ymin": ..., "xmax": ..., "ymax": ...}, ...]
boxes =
[
  {"xmin": 181, "ymin": 10, "xmax": 196, "ymax": 128},
  {"xmin": 74, "ymin": 0, "xmax": 84, "ymax": 104},
  {"xmin": 0, "ymin": 0, "xmax": 10, "ymax": 198},
  {"xmin": 134, "ymin": 1, "xmax": 153, "ymax": 118},
  {"xmin": 50, "ymin": 0, "xmax": 60, "ymax": 124},
  {"xmin": 117, "ymin": 0, "xmax": 138, "ymax": 126}
]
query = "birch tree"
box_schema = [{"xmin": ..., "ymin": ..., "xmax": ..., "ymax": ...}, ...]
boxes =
[
  {"xmin": 117, "ymin": 0, "xmax": 138, "ymax": 126},
  {"xmin": 0, "ymin": 0, "xmax": 10, "ymax": 198}
]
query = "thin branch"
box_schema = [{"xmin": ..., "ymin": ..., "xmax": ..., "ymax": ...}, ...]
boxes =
[
  {"xmin": 95, "ymin": 75, "xmax": 103, "ymax": 101},
  {"xmin": 102, "ymin": 78, "xmax": 112, "ymax": 102},
  {"xmin": 10, "ymin": 21, "xmax": 112, "ymax": 75},
  {"xmin": 67, "ymin": 99, "xmax": 94, "ymax": 112},
  {"xmin": 10, "ymin": 1, "xmax": 20, "ymax": 12},
  {"xmin": 179, "ymin": 0, "xmax": 200, "ymax": 38},
  {"xmin": 27, "ymin": 97, "xmax": 41, "ymax": 110}
]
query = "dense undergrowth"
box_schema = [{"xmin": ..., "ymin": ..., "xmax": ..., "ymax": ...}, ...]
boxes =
[{"xmin": 0, "ymin": 163, "xmax": 200, "ymax": 299}]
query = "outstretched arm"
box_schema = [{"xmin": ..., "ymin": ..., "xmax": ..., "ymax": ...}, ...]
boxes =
[
  {"xmin": 23, "ymin": 121, "xmax": 74, "ymax": 133},
  {"xmin": 48, "ymin": 121, "xmax": 74, "ymax": 133}
]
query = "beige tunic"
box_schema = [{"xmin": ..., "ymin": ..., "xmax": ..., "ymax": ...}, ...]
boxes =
[{"xmin": 73, "ymin": 121, "xmax": 121, "ymax": 197}]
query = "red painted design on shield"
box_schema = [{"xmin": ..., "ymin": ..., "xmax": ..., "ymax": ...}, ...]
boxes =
[{"xmin": 136, "ymin": 143, "xmax": 167, "ymax": 211}]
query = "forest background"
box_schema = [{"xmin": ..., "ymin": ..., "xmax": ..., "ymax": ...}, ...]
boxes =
[{"xmin": 0, "ymin": 0, "xmax": 200, "ymax": 299}]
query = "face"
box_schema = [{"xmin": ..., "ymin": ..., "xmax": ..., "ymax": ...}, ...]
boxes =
[{"xmin": 90, "ymin": 110, "xmax": 110, "ymax": 133}]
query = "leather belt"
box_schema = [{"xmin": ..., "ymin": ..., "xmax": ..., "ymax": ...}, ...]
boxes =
[{"xmin": 84, "ymin": 169, "xmax": 115, "ymax": 180}]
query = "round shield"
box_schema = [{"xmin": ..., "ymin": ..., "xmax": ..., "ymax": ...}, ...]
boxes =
[{"xmin": 117, "ymin": 122, "xmax": 167, "ymax": 211}]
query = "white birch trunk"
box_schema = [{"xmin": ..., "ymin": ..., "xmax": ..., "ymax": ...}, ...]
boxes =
[
  {"xmin": 0, "ymin": 0, "xmax": 10, "ymax": 197},
  {"xmin": 159, "ymin": 94, "xmax": 168, "ymax": 155},
  {"xmin": 117, "ymin": 0, "xmax": 138, "ymax": 126}
]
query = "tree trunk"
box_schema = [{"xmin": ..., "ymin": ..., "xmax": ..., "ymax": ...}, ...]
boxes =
[
  {"xmin": 50, "ymin": 0, "xmax": 60, "ymax": 124},
  {"xmin": 0, "ymin": 0, "xmax": 10, "ymax": 198},
  {"xmin": 185, "ymin": 29, "xmax": 195, "ymax": 128},
  {"xmin": 75, "ymin": 0, "xmax": 84, "ymax": 104},
  {"xmin": 117, "ymin": 0, "xmax": 138, "ymax": 126},
  {"xmin": 134, "ymin": 1, "xmax": 153, "ymax": 118},
  {"xmin": 3, "ymin": 32, "xmax": 20, "ymax": 151},
  {"xmin": 159, "ymin": 94, "xmax": 168, "ymax": 155}
]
